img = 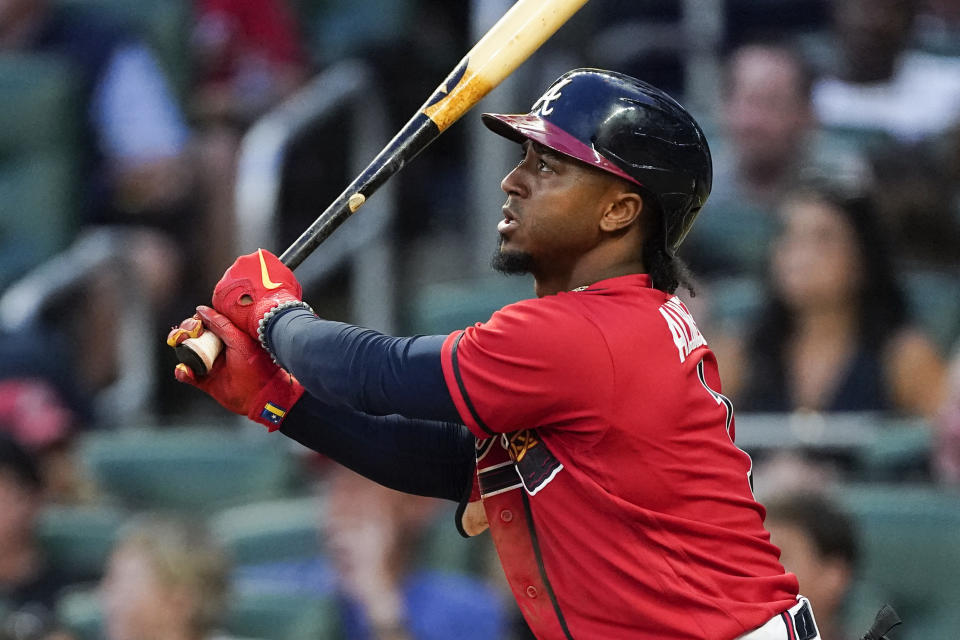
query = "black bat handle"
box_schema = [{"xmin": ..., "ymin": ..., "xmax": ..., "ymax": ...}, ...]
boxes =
[
  {"xmin": 279, "ymin": 114, "xmax": 440, "ymax": 269},
  {"xmin": 175, "ymin": 114, "xmax": 441, "ymax": 375}
]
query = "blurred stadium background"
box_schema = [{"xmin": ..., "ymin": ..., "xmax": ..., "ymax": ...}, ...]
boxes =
[{"xmin": 1, "ymin": 0, "xmax": 959, "ymax": 638}]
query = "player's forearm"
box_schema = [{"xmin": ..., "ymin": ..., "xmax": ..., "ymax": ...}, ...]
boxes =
[
  {"xmin": 281, "ymin": 393, "xmax": 475, "ymax": 502},
  {"xmin": 265, "ymin": 308, "xmax": 460, "ymax": 422}
]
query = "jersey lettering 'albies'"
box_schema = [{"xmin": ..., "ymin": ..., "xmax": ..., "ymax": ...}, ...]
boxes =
[{"xmin": 440, "ymin": 273, "xmax": 798, "ymax": 640}]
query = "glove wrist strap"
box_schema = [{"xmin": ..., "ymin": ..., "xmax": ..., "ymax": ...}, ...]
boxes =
[
  {"xmin": 257, "ymin": 300, "xmax": 315, "ymax": 362},
  {"xmin": 247, "ymin": 368, "xmax": 306, "ymax": 431}
]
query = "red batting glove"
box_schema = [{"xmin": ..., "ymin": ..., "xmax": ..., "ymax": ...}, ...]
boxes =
[
  {"xmin": 212, "ymin": 249, "xmax": 307, "ymax": 342},
  {"xmin": 170, "ymin": 305, "xmax": 304, "ymax": 431}
]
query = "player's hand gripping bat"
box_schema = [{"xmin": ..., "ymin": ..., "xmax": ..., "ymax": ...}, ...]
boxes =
[{"xmin": 174, "ymin": 0, "xmax": 590, "ymax": 375}]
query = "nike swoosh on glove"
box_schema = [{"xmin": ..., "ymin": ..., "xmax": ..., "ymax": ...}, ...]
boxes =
[{"xmin": 212, "ymin": 249, "xmax": 309, "ymax": 343}]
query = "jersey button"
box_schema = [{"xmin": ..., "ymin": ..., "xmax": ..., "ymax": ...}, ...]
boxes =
[
  {"xmin": 500, "ymin": 509, "xmax": 513, "ymax": 523},
  {"xmin": 526, "ymin": 585, "xmax": 539, "ymax": 599}
]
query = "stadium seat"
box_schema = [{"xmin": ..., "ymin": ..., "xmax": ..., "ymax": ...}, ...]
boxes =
[
  {"xmin": 834, "ymin": 484, "xmax": 960, "ymax": 640},
  {"xmin": 79, "ymin": 426, "xmax": 299, "ymax": 512},
  {"xmin": 702, "ymin": 275, "xmax": 766, "ymax": 332},
  {"xmin": 405, "ymin": 274, "xmax": 533, "ymax": 335},
  {"xmin": 225, "ymin": 588, "xmax": 342, "ymax": 640},
  {"xmin": 56, "ymin": 587, "xmax": 103, "ymax": 640},
  {"xmin": 680, "ymin": 193, "xmax": 780, "ymax": 285},
  {"xmin": 211, "ymin": 496, "xmax": 323, "ymax": 567},
  {"xmin": 0, "ymin": 53, "xmax": 81, "ymax": 288},
  {"xmin": 415, "ymin": 504, "xmax": 491, "ymax": 577},
  {"xmin": 292, "ymin": 0, "xmax": 414, "ymax": 65},
  {"xmin": 57, "ymin": 584, "xmax": 343, "ymax": 640},
  {"xmin": 819, "ymin": 125, "xmax": 897, "ymax": 155},
  {"xmin": 901, "ymin": 268, "xmax": 960, "ymax": 352},
  {"xmin": 37, "ymin": 503, "xmax": 127, "ymax": 584},
  {"xmin": 855, "ymin": 418, "xmax": 934, "ymax": 482}
]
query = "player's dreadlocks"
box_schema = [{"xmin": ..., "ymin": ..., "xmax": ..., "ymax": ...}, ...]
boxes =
[{"xmin": 639, "ymin": 193, "xmax": 696, "ymax": 297}]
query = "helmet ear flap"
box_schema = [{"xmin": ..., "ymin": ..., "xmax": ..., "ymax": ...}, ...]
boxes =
[{"xmin": 660, "ymin": 195, "xmax": 697, "ymax": 255}]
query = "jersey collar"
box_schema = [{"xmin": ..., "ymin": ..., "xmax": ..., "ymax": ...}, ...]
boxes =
[{"xmin": 572, "ymin": 273, "xmax": 652, "ymax": 292}]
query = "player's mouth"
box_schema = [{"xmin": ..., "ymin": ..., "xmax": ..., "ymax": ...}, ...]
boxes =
[{"xmin": 498, "ymin": 206, "xmax": 519, "ymax": 234}]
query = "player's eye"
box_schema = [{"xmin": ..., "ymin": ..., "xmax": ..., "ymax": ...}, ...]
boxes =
[{"xmin": 537, "ymin": 158, "xmax": 554, "ymax": 173}]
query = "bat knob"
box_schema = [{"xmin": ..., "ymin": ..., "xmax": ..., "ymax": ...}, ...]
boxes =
[
  {"xmin": 175, "ymin": 344, "xmax": 208, "ymax": 376},
  {"xmin": 174, "ymin": 333, "xmax": 222, "ymax": 377}
]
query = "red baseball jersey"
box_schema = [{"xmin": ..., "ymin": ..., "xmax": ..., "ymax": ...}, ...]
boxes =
[{"xmin": 440, "ymin": 273, "xmax": 799, "ymax": 640}]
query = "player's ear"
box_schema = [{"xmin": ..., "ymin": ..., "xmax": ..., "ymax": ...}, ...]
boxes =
[{"xmin": 599, "ymin": 187, "xmax": 643, "ymax": 233}]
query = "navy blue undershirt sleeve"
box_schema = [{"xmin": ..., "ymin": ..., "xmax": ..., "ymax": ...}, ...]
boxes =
[
  {"xmin": 280, "ymin": 393, "xmax": 475, "ymax": 502},
  {"xmin": 265, "ymin": 308, "xmax": 461, "ymax": 423}
]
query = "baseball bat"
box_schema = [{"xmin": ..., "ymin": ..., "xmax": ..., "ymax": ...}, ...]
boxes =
[{"xmin": 175, "ymin": 0, "xmax": 590, "ymax": 375}]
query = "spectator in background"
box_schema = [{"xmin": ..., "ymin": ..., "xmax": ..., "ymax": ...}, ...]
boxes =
[
  {"xmin": 191, "ymin": 0, "xmax": 310, "ymax": 284},
  {"xmin": 723, "ymin": 180, "xmax": 946, "ymax": 415},
  {"xmin": 813, "ymin": 0, "xmax": 960, "ymax": 143},
  {"xmin": 0, "ymin": 0, "xmax": 191, "ymax": 217},
  {"xmin": 682, "ymin": 40, "xmax": 867, "ymax": 284},
  {"xmin": 324, "ymin": 467, "xmax": 506, "ymax": 640},
  {"xmin": 0, "ymin": 434, "xmax": 71, "ymax": 638},
  {"xmin": 0, "ymin": 0, "xmax": 192, "ymax": 299},
  {"xmin": 232, "ymin": 465, "xmax": 506, "ymax": 640},
  {"xmin": 764, "ymin": 492, "xmax": 859, "ymax": 640},
  {"xmin": 0, "ymin": 0, "xmax": 196, "ymax": 407},
  {"xmin": 0, "ymin": 327, "xmax": 91, "ymax": 504},
  {"xmin": 192, "ymin": 0, "xmax": 309, "ymax": 124},
  {"xmin": 0, "ymin": 378, "xmax": 85, "ymax": 505},
  {"xmin": 867, "ymin": 136, "xmax": 960, "ymax": 274},
  {"xmin": 100, "ymin": 515, "xmax": 235, "ymax": 640}
]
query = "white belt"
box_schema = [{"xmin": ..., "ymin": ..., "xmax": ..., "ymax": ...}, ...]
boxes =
[{"xmin": 734, "ymin": 596, "xmax": 820, "ymax": 640}]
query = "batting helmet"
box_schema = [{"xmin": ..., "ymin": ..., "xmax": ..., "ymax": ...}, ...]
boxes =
[{"xmin": 482, "ymin": 68, "xmax": 712, "ymax": 254}]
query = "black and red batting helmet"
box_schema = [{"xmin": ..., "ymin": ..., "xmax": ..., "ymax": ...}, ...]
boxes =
[{"xmin": 482, "ymin": 68, "xmax": 712, "ymax": 254}]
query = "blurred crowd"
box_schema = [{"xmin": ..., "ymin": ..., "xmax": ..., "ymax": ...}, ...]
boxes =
[{"xmin": 1, "ymin": 0, "xmax": 960, "ymax": 639}]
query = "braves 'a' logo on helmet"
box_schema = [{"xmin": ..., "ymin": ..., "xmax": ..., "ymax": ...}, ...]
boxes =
[{"xmin": 531, "ymin": 77, "xmax": 573, "ymax": 116}]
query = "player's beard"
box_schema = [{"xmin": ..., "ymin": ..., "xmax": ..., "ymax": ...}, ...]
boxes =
[{"xmin": 492, "ymin": 237, "xmax": 534, "ymax": 274}]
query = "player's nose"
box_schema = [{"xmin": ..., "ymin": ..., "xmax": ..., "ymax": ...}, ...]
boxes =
[{"xmin": 500, "ymin": 163, "xmax": 530, "ymax": 199}]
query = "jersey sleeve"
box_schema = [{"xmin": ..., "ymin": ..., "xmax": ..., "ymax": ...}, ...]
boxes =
[{"xmin": 440, "ymin": 297, "xmax": 613, "ymax": 439}]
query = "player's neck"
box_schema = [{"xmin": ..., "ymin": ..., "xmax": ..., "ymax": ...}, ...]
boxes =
[{"xmin": 534, "ymin": 257, "xmax": 645, "ymax": 297}]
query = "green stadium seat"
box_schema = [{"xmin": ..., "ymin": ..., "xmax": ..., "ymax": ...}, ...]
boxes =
[
  {"xmin": 212, "ymin": 497, "xmax": 323, "ymax": 567},
  {"xmin": 56, "ymin": 587, "xmax": 103, "ymax": 640},
  {"xmin": 681, "ymin": 197, "xmax": 780, "ymax": 287},
  {"xmin": 80, "ymin": 426, "xmax": 298, "ymax": 512},
  {"xmin": 855, "ymin": 419, "xmax": 934, "ymax": 482},
  {"xmin": 0, "ymin": 53, "xmax": 81, "ymax": 287},
  {"xmin": 37, "ymin": 503, "xmax": 126, "ymax": 584},
  {"xmin": 405, "ymin": 275, "xmax": 533, "ymax": 335},
  {"xmin": 292, "ymin": 0, "xmax": 414, "ymax": 66},
  {"xmin": 58, "ymin": 585, "xmax": 343, "ymax": 640},
  {"xmin": 703, "ymin": 275, "xmax": 766, "ymax": 332},
  {"xmin": 225, "ymin": 589, "xmax": 342, "ymax": 640},
  {"xmin": 414, "ymin": 505, "xmax": 491, "ymax": 577},
  {"xmin": 820, "ymin": 125, "xmax": 897, "ymax": 154},
  {"xmin": 834, "ymin": 484, "xmax": 960, "ymax": 640},
  {"xmin": 901, "ymin": 268, "xmax": 960, "ymax": 352}
]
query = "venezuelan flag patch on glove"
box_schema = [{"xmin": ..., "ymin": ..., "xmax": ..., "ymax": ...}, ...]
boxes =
[{"xmin": 260, "ymin": 402, "xmax": 288, "ymax": 425}]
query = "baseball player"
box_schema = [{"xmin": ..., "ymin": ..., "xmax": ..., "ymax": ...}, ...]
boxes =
[{"xmin": 170, "ymin": 69, "xmax": 819, "ymax": 639}]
